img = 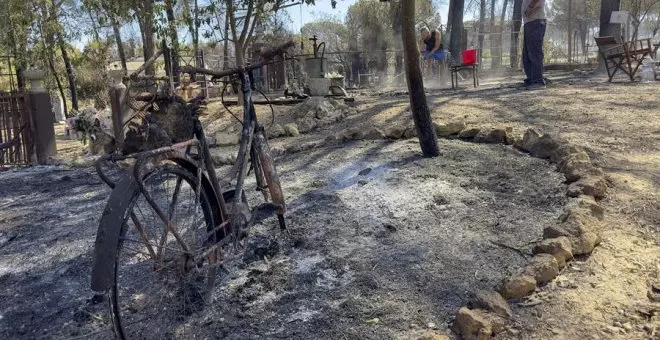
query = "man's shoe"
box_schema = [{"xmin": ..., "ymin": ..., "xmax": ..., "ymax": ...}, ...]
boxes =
[{"xmin": 525, "ymin": 83, "xmax": 546, "ymax": 91}]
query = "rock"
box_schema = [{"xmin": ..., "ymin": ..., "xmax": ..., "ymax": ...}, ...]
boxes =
[
  {"xmin": 267, "ymin": 124, "xmax": 286, "ymax": 139},
  {"xmin": 358, "ymin": 179, "xmax": 369, "ymax": 186},
  {"xmin": 403, "ymin": 125, "xmax": 418, "ymax": 138},
  {"xmin": 296, "ymin": 117, "xmax": 317, "ymax": 133},
  {"xmin": 416, "ymin": 332, "xmax": 450, "ymax": 340},
  {"xmin": 470, "ymin": 290, "xmax": 512, "ymax": 318},
  {"xmin": 213, "ymin": 131, "xmax": 240, "ymax": 146},
  {"xmin": 522, "ymin": 254, "xmax": 560, "ymax": 284},
  {"xmin": 211, "ymin": 154, "xmax": 235, "ymax": 166},
  {"xmin": 284, "ymin": 123, "xmax": 300, "ymax": 137},
  {"xmin": 434, "ymin": 121, "xmax": 466, "ymax": 136},
  {"xmin": 522, "ymin": 128, "xmax": 541, "ymax": 152},
  {"xmin": 533, "ymin": 237, "xmax": 573, "ymax": 269},
  {"xmin": 459, "ymin": 128, "xmax": 481, "ymax": 139},
  {"xmin": 427, "ymin": 322, "xmax": 437, "ymax": 329},
  {"xmin": 529, "ymin": 134, "xmax": 564, "ymax": 159},
  {"xmin": 567, "ymin": 176, "xmax": 608, "ymax": 199},
  {"xmin": 500, "ymin": 274, "xmax": 537, "ymax": 300},
  {"xmin": 473, "ymin": 128, "xmax": 508, "ymax": 144},
  {"xmin": 384, "ymin": 125, "xmax": 407, "ymax": 139},
  {"xmin": 363, "ymin": 128, "xmax": 386, "ymax": 140},
  {"xmin": 452, "ymin": 307, "xmax": 505, "ymax": 340},
  {"xmin": 559, "ymin": 152, "xmax": 604, "ymax": 183},
  {"xmin": 647, "ymin": 287, "xmax": 660, "ymax": 302},
  {"xmin": 543, "ymin": 205, "xmax": 604, "ymax": 255},
  {"xmin": 567, "ymin": 195, "xmax": 604, "ymax": 221},
  {"xmin": 550, "ymin": 144, "xmax": 584, "ymax": 164}
]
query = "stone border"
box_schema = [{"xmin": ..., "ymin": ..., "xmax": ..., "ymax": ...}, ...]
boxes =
[{"xmin": 230, "ymin": 121, "xmax": 608, "ymax": 340}]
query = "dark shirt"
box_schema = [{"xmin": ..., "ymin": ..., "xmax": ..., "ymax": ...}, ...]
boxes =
[{"xmin": 424, "ymin": 31, "xmax": 443, "ymax": 52}]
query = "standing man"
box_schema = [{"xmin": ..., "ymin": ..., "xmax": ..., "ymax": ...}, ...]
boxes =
[
  {"xmin": 420, "ymin": 27, "xmax": 446, "ymax": 82},
  {"xmin": 521, "ymin": 0, "xmax": 546, "ymax": 90}
]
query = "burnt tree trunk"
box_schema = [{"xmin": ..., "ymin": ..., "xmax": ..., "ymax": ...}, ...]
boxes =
[
  {"xmin": 478, "ymin": 0, "xmax": 486, "ymax": 66},
  {"xmin": 401, "ymin": 0, "xmax": 439, "ymax": 158},
  {"xmin": 510, "ymin": 0, "xmax": 523, "ymax": 68},
  {"xmin": 499, "ymin": 0, "xmax": 509, "ymax": 68},
  {"xmin": 112, "ymin": 19, "xmax": 128, "ymax": 71},
  {"xmin": 165, "ymin": 0, "xmax": 180, "ymax": 84},
  {"xmin": 448, "ymin": 0, "xmax": 465, "ymax": 63},
  {"xmin": 490, "ymin": 0, "xmax": 498, "ymax": 69}
]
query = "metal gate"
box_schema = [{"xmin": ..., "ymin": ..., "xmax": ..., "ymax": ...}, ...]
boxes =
[{"xmin": 0, "ymin": 91, "xmax": 33, "ymax": 165}]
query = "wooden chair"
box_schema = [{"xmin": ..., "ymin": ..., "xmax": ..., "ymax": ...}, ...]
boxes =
[
  {"xmin": 594, "ymin": 36, "xmax": 653, "ymax": 82},
  {"xmin": 450, "ymin": 49, "xmax": 479, "ymax": 89}
]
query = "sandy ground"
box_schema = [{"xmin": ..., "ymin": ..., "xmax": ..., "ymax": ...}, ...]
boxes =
[{"xmin": 0, "ymin": 71, "xmax": 658, "ymax": 339}]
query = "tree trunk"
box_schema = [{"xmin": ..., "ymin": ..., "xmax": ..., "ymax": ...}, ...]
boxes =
[
  {"xmin": 112, "ymin": 19, "xmax": 128, "ymax": 71},
  {"xmin": 165, "ymin": 0, "xmax": 180, "ymax": 84},
  {"xmin": 510, "ymin": 0, "xmax": 523, "ymax": 68},
  {"xmin": 57, "ymin": 33, "xmax": 78, "ymax": 111},
  {"xmin": 401, "ymin": 0, "xmax": 439, "ymax": 158},
  {"xmin": 598, "ymin": 0, "xmax": 621, "ymax": 71},
  {"xmin": 479, "ymin": 0, "xmax": 486, "ymax": 66},
  {"xmin": 449, "ymin": 0, "xmax": 465, "ymax": 63},
  {"xmin": 568, "ymin": 0, "xmax": 573, "ymax": 63},
  {"xmin": 86, "ymin": 8, "xmax": 101, "ymax": 41},
  {"xmin": 490, "ymin": 0, "xmax": 498, "ymax": 69},
  {"xmin": 223, "ymin": 7, "xmax": 230, "ymax": 70},
  {"xmin": 137, "ymin": 2, "xmax": 156, "ymax": 76},
  {"xmin": 391, "ymin": 0, "xmax": 404, "ymax": 83},
  {"xmin": 499, "ymin": 0, "xmax": 509, "ymax": 68}
]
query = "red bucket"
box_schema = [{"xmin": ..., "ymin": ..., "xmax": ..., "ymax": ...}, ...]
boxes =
[{"xmin": 462, "ymin": 49, "xmax": 477, "ymax": 65}]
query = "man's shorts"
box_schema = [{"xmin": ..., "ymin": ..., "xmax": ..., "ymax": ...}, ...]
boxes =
[{"xmin": 425, "ymin": 50, "xmax": 446, "ymax": 61}]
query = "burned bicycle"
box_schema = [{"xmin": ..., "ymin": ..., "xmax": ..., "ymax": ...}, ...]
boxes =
[{"xmin": 90, "ymin": 41, "xmax": 294, "ymax": 339}]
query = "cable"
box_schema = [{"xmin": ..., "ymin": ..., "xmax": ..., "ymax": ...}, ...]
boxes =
[{"xmin": 256, "ymin": 88, "xmax": 276, "ymax": 128}]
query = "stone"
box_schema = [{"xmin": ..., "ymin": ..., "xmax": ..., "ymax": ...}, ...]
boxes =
[
  {"xmin": 296, "ymin": 117, "xmax": 317, "ymax": 133},
  {"xmin": 522, "ymin": 128, "xmax": 541, "ymax": 152},
  {"xmin": 529, "ymin": 134, "xmax": 564, "ymax": 159},
  {"xmin": 459, "ymin": 128, "xmax": 481, "ymax": 139},
  {"xmin": 470, "ymin": 290, "xmax": 512, "ymax": 318},
  {"xmin": 533, "ymin": 237, "xmax": 573, "ymax": 269},
  {"xmin": 416, "ymin": 332, "xmax": 450, "ymax": 340},
  {"xmin": 500, "ymin": 274, "xmax": 537, "ymax": 300},
  {"xmin": 211, "ymin": 154, "xmax": 235, "ymax": 166},
  {"xmin": 522, "ymin": 254, "xmax": 560, "ymax": 284},
  {"xmin": 384, "ymin": 125, "xmax": 407, "ymax": 139},
  {"xmin": 284, "ymin": 123, "xmax": 300, "ymax": 137},
  {"xmin": 363, "ymin": 128, "xmax": 386, "ymax": 140},
  {"xmin": 473, "ymin": 128, "xmax": 508, "ymax": 144},
  {"xmin": 267, "ymin": 124, "xmax": 286, "ymax": 139},
  {"xmin": 213, "ymin": 131, "xmax": 240, "ymax": 146},
  {"xmin": 543, "ymin": 205, "xmax": 604, "ymax": 255},
  {"xmin": 403, "ymin": 125, "xmax": 418, "ymax": 138},
  {"xmin": 567, "ymin": 176, "xmax": 608, "ymax": 199},
  {"xmin": 452, "ymin": 307, "xmax": 505, "ymax": 340},
  {"xmin": 567, "ymin": 195, "xmax": 605, "ymax": 221},
  {"xmin": 559, "ymin": 152, "xmax": 604, "ymax": 183},
  {"xmin": 434, "ymin": 121, "xmax": 466, "ymax": 137},
  {"xmin": 550, "ymin": 144, "xmax": 584, "ymax": 164}
]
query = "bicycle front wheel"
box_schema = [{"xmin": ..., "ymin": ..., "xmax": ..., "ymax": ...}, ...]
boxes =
[{"xmin": 109, "ymin": 163, "xmax": 219, "ymax": 339}]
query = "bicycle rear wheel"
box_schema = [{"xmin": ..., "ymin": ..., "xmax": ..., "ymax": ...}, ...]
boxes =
[{"xmin": 109, "ymin": 163, "xmax": 220, "ymax": 339}]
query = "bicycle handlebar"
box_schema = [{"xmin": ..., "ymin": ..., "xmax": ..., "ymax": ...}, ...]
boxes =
[{"xmin": 180, "ymin": 40, "xmax": 295, "ymax": 79}]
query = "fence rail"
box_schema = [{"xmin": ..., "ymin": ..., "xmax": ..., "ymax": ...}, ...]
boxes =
[{"xmin": 0, "ymin": 91, "xmax": 33, "ymax": 165}]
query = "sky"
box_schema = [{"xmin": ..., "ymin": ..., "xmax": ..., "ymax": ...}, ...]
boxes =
[{"xmin": 283, "ymin": 0, "xmax": 449, "ymax": 34}]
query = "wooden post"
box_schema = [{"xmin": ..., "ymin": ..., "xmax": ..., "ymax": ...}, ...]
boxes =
[
  {"xmin": 109, "ymin": 69, "xmax": 127, "ymax": 151},
  {"xmin": 24, "ymin": 69, "xmax": 56, "ymax": 164},
  {"xmin": 401, "ymin": 0, "xmax": 440, "ymax": 157}
]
